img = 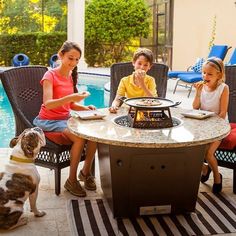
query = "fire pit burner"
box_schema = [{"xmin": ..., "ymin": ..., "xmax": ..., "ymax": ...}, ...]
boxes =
[
  {"xmin": 122, "ymin": 97, "xmax": 181, "ymax": 129},
  {"xmin": 114, "ymin": 115, "xmax": 182, "ymax": 129}
]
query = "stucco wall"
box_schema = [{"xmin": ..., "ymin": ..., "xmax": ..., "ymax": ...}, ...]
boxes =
[{"xmin": 172, "ymin": 0, "xmax": 236, "ymax": 70}]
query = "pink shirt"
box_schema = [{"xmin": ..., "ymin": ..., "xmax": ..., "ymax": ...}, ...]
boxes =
[{"xmin": 39, "ymin": 69, "xmax": 74, "ymax": 120}]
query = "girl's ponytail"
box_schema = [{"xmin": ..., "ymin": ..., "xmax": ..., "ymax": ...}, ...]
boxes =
[{"xmin": 72, "ymin": 66, "xmax": 78, "ymax": 93}]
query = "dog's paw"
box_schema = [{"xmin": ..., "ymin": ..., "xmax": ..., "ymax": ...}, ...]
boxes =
[{"xmin": 34, "ymin": 210, "xmax": 46, "ymax": 217}]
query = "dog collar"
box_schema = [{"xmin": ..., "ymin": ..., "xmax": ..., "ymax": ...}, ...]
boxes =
[{"xmin": 10, "ymin": 155, "xmax": 35, "ymax": 163}]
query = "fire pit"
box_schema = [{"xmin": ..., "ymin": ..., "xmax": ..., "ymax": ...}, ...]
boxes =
[{"xmin": 114, "ymin": 97, "xmax": 181, "ymax": 129}]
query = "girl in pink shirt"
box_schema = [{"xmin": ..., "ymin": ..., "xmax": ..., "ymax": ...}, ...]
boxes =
[{"xmin": 34, "ymin": 41, "xmax": 97, "ymax": 197}]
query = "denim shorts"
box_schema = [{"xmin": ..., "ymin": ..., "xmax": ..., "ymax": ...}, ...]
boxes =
[{"xmin": 33, "ymin": 116, "xmax": 68, "ymax": 132}]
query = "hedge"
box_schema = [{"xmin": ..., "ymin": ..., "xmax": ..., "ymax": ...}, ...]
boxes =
[
  {"xmin": 0, "ymin": 32, "xmax": 67, "ymax": 66},
  {"xmin": 0, "ymin": 32, "xmax": 140, "ymax": 67}
]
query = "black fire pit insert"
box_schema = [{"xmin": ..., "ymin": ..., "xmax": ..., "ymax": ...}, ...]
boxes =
[
  {"xmin": 114, "ymin": 115, "xmax": 181, "ymax": 129},
  {"xmin": 122, "ymin": 97, "xmax": 181, "ymax": 129}
]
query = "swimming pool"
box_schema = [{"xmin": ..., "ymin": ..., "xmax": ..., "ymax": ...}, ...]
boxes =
[{"xmin": 0, "ymin": 73, "xmax": 110, "ymax": 148}]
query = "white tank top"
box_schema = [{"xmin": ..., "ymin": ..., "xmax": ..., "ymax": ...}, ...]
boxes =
[{"xmin": 200, "ymin": 83, "xmax": 226, "ymax": 115}]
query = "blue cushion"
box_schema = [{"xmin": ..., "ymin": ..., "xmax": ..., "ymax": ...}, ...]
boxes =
[
  {"xmin": 191, "ymin": 58, "xmax": 205, "ymax": 73},
  {"xmin": 168, "ymin": 71, "xmax": 196, "ymax": 78},
  {"xmin": 178, "ymin": 73, "xmax": 202, "ymax": 83},
  {"xmin": 208, "ymin": 45, "xmax": 228, "ymax": 60}
]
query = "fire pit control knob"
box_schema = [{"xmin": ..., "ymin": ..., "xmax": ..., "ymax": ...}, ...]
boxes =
[{"xmin": 116, "ymin": 160, "xmax": 123, "ymax": 167}]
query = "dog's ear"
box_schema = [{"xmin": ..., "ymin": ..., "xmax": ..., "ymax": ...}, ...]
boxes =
[
  {"xmin": 9, "ymin": 137, "xmax": 19, "ymax": 148},
  {"xmin": 9, "ymin": 128, "xmax": 30, "ymax": 148}
]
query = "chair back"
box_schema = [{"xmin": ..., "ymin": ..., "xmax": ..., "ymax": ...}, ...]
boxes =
[
  {"xmin": 225, "ymin": 65, "xmax": 236, "ymax": 123},
  {"xmin": 227, "ymin": 49, "xmax": 236, "ymax": 66},
  {"xmin": 109, "ymin": 62, "xmax": 168, "ymax": 106},
  {"xmin": 208, "ymin": 45, "xmax": 229, "ymax": 60},
  {"xmin": 0, "ymin": 66, "xmax": 48, "ymax": 136}
]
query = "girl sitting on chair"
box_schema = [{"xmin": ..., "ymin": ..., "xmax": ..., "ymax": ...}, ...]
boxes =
[
  {"xmin": 193, "ymin": 57, "xmax": 229, "ymax": 193},
  {"xmin": 33, "ymin": 41, "xmax": 97, "ymax": 197}
]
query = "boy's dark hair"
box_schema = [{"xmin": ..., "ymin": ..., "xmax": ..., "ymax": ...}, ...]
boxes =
[
  {"xmin": 58, "ymin": 41, "xmax": 82, "ymax": 93},
  {"xmin": 132, "ymin": 48, "xmax": 154, "ymax": 65}
]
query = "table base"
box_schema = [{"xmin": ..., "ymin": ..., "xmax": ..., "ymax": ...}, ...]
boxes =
[{"xmin": 98, "ymin": 143, "xmax": 206, "ymax": 218}]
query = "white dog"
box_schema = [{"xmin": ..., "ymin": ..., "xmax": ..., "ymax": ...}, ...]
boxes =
[{"xmin": 0, "ymin": 127, "xmax": 46, "ymax": 230}]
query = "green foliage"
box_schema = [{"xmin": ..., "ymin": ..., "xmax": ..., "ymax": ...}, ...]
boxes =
[
  {"xmin": 0, "ymin": 0, "xmax": 40, "ymax": 33},
  {"xmin": 0, "ymin": 0, "xmax": 67, "ymax": 33},
  {"xmin": 43, "ymin": 0, "xmax": 67, "ymax": 32},
  {"xmin": 0, "ymin": 0, "xmax": 152, "ymax": 66},
  {"xmin": 85, "ymin": 0, "xmax": 151, "ymax": 66},
  {"xmin": 0, "ymin": 32, "xmax": 67, "ymax": 66},
  {"xmin": 0, "ymin": 0, "xmax": 67, "ymax": 66}
]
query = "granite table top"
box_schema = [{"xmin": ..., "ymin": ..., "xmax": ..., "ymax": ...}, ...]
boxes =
[{"xmin": 67, "ymin": 107, "xmax": 230, "ymax": 148}]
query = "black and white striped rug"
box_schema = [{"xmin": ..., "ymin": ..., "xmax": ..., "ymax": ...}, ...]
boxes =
[{"xmin": 67, "ymin": 192, "xmax": 236, "ymax": 236}]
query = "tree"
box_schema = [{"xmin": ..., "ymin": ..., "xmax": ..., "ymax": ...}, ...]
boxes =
[
  {"xmin": 0, "ymin": 0, "xmax": 67, "ymax": 34},
  {"xmin": 85, "ymin": 0, "xmax": 151, "ymax": 66},
  {"xmin": 0, "ymin": 0, "xmax": 39, "ymax": 33}
]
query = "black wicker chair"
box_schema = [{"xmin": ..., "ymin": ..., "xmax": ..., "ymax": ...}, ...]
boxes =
[
  {"xmin": 215, "ymin": 65, "xmax": 236, "ymax": 193},
  {"xmin": 0, "ymin": 66, "xmax": 87, "ymax": 195},
  {"xmin": 109, "ymin": 62, "xmax": 169, "ymax": 106}
]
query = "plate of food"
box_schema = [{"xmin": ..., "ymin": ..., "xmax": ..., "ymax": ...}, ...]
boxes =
[
  {"xmin": 136, "ymin": 98, "xmax": 162, "ymax": 106},
  {"xmin": 181, "ymin": 109, "xmax": 215, "ymax": 119},
  {"xmin": 74, "ymin": 110, "xmax": 106, "ymax": 120}
]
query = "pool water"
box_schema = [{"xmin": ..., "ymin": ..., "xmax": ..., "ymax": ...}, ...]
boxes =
[
  {"xmin": 0, "ymin": 74, "xmax": 110, "ymax": 148},
  {"xmin": 78, "ymin": 74, "xmax": 109, "ymax": 108}
]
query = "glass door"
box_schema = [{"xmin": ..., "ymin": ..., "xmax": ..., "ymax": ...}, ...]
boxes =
[{"xmin": 141, "ymin": 0, "xmax": 174, "ymax": 68}]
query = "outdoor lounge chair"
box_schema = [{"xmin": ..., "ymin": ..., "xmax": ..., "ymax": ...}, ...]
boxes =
[
  {"xmin": 168, "ymin": 44, "xmax": 229, "ymax": 79},
  {"xmin": 109, "ymin": 62, "xmax": 169, "ymax": 105},
  {"xmin": 172, "ymin": 45, "xmax": 231, "ymax": 97},
  {"xmin": 0, "ymin": 66, "xmax": 93, "ymax": 195},
  {"xmin": 173, "ymin": 73, "xmax": 202, "ymax": 98},
  {"xmin": 175, "ymin": 48, "xmax": 236, "ymax": 94},
  {"xmin": 227, "ymin": 48, "xmax": 236, "ymax": 66},
  {"xmin": 215, "ymin": 65, "xmax": 236, "ymax": 193}
]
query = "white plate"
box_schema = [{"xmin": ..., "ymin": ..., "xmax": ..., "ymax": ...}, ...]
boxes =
[
  {"xmin": 74, "ymin": 110, "xmax": 106, "ymax": 120},
  {"xmin": 181, "ymin": 109, "xmax": 215, "ymax": 120}
]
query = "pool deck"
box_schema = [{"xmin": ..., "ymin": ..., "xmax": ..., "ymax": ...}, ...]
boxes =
[{"xmin": 0, "ymin": 68, "xmax": 235, "ymax": 235}]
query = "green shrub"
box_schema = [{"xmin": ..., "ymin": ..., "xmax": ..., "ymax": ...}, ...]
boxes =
[
  {"xmin": 85, "ymin": 0, "xmax": 151, "ymax": 66},
  {"xmin": 0, "ymin": 32, "xmax": 67, "ymax": 66}
]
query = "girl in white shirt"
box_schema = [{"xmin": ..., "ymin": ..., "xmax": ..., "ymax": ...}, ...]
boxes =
[{"xmin": 193, "ymin": 57, "xmax": 229, "ymax": 193}]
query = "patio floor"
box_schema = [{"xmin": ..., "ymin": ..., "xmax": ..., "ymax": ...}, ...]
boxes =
[{"xmin": 0, "ymin": 72, "xmax": 235, "ymax": 236}]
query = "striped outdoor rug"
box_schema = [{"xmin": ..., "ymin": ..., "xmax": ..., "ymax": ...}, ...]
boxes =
[{"xmin": 67, "ymin": 192, "xmax": 236, "ymax": 236}]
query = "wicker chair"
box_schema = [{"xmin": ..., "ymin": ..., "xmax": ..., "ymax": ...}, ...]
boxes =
[
  {"xmin": 0, "ymin": 66, "xmax": 87, "ymax": 195},
  {"xmin": 215, "ymin": 65, "xmax": 236, "ymax": 193},
  {"xmin": 109, "ymin": 62, "xmax": 169, "ymax": 105}
]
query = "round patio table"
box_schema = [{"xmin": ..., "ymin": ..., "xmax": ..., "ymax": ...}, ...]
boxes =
[{"xmin": 68, "ymin": 106, "xmax": 230, "ymax": 217}]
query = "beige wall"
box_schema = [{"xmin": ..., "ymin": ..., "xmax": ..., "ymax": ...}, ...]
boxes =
[{"xmin": 172, "ymin": 0, "xmax": 236, "ymax": 70}]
